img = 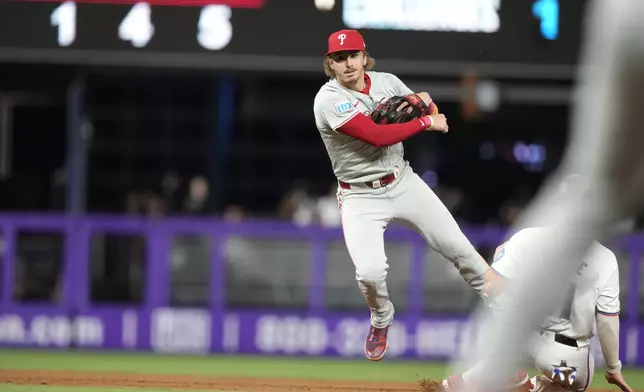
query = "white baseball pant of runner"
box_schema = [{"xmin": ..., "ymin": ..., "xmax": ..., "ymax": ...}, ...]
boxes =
[
  {"xmin": 338, "ymin": 164, "xmax": 489, "ymax": 328},
  {"xmin": 449, "ymin": 1, "xmax": 644, "ymax": 389},
  {"xmin": 530, "ymin": 331, "xmax": 594, "ymax": 392},
  {"xmin": 461, "ymin": 330, "xmax": 594, "ymax": 392}
]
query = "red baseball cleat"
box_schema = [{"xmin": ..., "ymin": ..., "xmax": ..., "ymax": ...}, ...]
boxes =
[{"xmin": 365, "ymin": 324, "xmax": 389, "ymax": 361}]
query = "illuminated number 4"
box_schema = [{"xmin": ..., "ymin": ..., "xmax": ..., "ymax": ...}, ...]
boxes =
[
  {"xmin": 532, "ymin": 0, "xmax": 559, "ymax": 40},
  {"xmin": 119, "ymin": 2, "xmax": 154, "ymax": 48}
]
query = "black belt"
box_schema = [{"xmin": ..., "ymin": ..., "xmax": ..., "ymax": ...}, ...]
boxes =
[
  {"xmin": 339, "ymin": 172, "xmax": 397, "ymax": 190},
  {"xmin": 555, "ymin": 333, "xmax": 578, "ymax": 348}
]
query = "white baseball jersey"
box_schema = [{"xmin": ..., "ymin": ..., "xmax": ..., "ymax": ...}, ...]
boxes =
[
  {"xmin": 489, "ymin": 227, "xmax": 620, "ymax": 340},
  {"xmin": 313, "ymin": 71, "xmax": 414, "ymax": 183}
]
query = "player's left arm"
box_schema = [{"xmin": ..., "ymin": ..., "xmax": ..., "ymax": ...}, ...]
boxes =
[
  {"xmin": 595, "ymin": 260, "xmax": 626, "ymax": 381},
  {"xmin": 388, "ymin": 74, "xmax": 439, "ymax": 115}
]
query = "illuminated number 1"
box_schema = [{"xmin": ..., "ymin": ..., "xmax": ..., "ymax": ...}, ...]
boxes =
[
  {"xmin": 50, "ymin": 1, "xmax": 76, "ymax": 47},
  {"xmin": 532, "ymin": 0, "xmax": 559, "ymax": 40}
]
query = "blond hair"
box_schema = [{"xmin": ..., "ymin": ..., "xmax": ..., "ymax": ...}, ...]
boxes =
[{"xmin": 323, "ymin": 52, "xmax": 376, "ymax": 78}]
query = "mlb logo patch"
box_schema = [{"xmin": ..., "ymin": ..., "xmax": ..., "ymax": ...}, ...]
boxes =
[
  {"xmin": 494, "ymin": 244, "xmax": 506, "ymax": 262},
  {"xmin": 334, "ymin": 100, "xmax": 354, "ymax": 115}
]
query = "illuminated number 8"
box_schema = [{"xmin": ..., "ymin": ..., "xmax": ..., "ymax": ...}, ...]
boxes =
[{"xmin": 198, "ymin": 5, "xmax": 233, "ymax": 51}]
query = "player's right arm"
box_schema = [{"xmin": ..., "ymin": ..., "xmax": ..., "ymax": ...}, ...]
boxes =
[
  {"xmin": 489, "ymin": 230, "xmax": 533, "ymax": 280},
  {"xmin": 482, "ymin": 236, "xmax": 522, "ymax": 309},
  {"xmin": 485, "ymin": 229, "xmax": 540, "ymax": 300},
  {"xmin": 313, "ymin": 91, "xmax": 445, "ymax": 148}
]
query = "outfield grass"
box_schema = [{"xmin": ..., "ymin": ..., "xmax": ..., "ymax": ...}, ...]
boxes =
[
  {"xmin": 1, "ymin": 349, "xmax": 644, "ymax": 391},
  {"xmin": 0, "ymin": 349, "xmax": 446, "ymax": 382}
]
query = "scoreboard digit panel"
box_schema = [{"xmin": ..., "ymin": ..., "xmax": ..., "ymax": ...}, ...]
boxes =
[{"xmin": 0, "ymin": 0, "xmax": 588, "ymax": 72}]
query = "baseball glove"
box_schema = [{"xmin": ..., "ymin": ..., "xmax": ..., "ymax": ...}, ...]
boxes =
[{"xmin": 371, "ymin": 93, "xmax": 429, "ymax": 125}]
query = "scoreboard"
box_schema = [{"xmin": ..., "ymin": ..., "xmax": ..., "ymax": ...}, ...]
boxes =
[{"xmin": 0, "ymin": 0, "xmax": 588, "ymax": 76}]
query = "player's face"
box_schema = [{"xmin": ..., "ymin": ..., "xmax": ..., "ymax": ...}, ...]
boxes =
[{"xmin": 329, "ymin": 51, "xmax": 367, "ymax": 85}]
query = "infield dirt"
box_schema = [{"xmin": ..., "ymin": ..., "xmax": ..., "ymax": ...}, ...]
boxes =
[{"xmin": 0, "ymin": 369, "xmax": 619, "ymax": 392}]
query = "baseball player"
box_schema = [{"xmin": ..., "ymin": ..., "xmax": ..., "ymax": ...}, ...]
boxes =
[
  {"xmin": 441, "ymin": 184, "xmax": 631, "ymax": 392},
  {"xmin": 313, "ymin": 29, "xmax": 501, "ymax": 361},
  {"xmin": 447, "ymin": 1, "xmax": 644, "ymax": 390}
]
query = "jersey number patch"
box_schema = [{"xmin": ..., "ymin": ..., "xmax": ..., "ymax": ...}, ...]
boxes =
[{"xmin": 493, "ymin": 243, "xmax": 506, "ymax": 262}]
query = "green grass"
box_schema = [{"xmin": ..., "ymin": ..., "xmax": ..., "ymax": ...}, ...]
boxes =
[
  {"xmin": 1, "ymin": 349, "xmax": 644, "ymax": 391},
  {"xmin": 0, "ymin": 349, "xmax": 445, "ymax": 382}
]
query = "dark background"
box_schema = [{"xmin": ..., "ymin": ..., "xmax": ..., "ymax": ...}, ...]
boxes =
[
  {"xmin": 0, "ymin": 0, "xmax": 612, "ymax": 225},
  {"xmin": 0, "ymin": 0, "xmax": 586, "ymax": 66}
]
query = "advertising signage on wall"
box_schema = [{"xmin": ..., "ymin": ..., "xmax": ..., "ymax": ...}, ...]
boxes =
[
  {"xmin": 0, "ymin": 307, "xmax": 625, "ymax": 366},
  {"xmin": 0, "ymin": 214, "xmax": 641, "ymax": 363}
]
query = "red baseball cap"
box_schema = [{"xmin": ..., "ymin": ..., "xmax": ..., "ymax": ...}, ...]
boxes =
[{"xmin": 326, "ymin": 29, "xmax": 366, "ymax": 56}]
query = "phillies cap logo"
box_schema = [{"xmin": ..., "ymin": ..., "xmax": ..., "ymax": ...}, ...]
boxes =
[{"xmin": 326, "ymin": 29, "xmax": 366, "ymax": 56}]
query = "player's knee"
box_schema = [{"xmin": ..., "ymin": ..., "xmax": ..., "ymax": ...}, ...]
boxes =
[{"xmin": 354, "ymin": 265, "xmax": 387, "ymax": 282}]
